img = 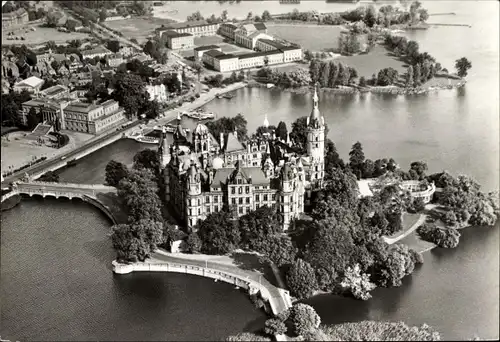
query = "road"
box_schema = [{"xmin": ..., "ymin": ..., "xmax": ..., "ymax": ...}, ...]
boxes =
[{"xmin": 1, "ymin": 122, "xmax": 139, "ymax": 188}]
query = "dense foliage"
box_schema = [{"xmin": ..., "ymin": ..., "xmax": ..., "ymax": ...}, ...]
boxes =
[
  {"xmin": 324, "ymin": 321, "xmax": 441, "ymax": 341},
  {"xmin": 286, "ymin": 258, "xmax": 318, "ymax": 300},
  {"xmin": 309, "ymin": 60, "xmax": 359, "ymax": 88},
  {"xmin": 288, "ymin": 303, "xmax": 321, "ymax": 336},
  {"xmin": 38, "ymin": 171, "xmax": 60, "ymax": 183},
  {"xmin": 206, "ymin": 114, "xmax": 248, "ymax": 143},
  {"xmin": 105, "ymin": 160, "xmax": 129, "ymax": 187},
  {"xmin": 417, "ymin": 223, "xmax": 461, "ymax": 248},
  {"xmin": 340, "ymin": 264, "xmax": 376, "ymax": 300},
  {"xmin": 111, "ymin": 219, "xmax": 163, "ymax": 263}
]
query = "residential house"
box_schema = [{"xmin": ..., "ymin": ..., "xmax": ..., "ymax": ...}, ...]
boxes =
[
  {"xmin": 219, "ymin": 23, "xmax": 238, "ymax": 40},
  {"xmin": 81, "ymin": 46, "xmax": 113, "ymax": 60},
  {"xmin": 193, "ymin": 45, "xmax": 222, "ymax": 62},
  {"xmin": 146, "ymin": 84, "xmax": 169, "ymax": 103},
  {"xmin": 2, "ymin": 8, "xmax": 29, "ymax": 29},
  {"xmin": 107, "ymin": 53, "xmax": 125, "ymax": 68},
  {"xmin": 13, "ymin": 76, "xmax": 44, "ymax": 94},
  {"xmin": 57, "ymin": 64, "xmax": 70, "ymax": 76},
  {"xmin": 163, "ymin": 31, "xmax": 194, "ymax": 50}
]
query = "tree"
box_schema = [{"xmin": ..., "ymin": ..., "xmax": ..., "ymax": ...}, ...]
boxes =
[
  {"xmin": 358, "ymin": 76, "xmax": 367, "ymax": 87},
  {"xmin": 405, "ymin": 65, "xmax": 414, "ymax": 88},
  {"xmin": 341, "ymin": 264, "xmax": 376, "ymax": 300},
  {"xmin": 144, "ymin": 99, "xmax": 161, "ymax": 120},
  {"xmin": 246, "ymin": 11, "xmax": 253, "ymax": 21},
  {"xmin": 117, "ymin": 168, "xmax": 163, "ymax": 223},
  {"xmin": 327, "ymin": 62, "xmax": 338, "ymax": 88},
  {"xmin": 39, "ymin": 171, "xmax": 59, "ymax": 183},
  {"xmin": 99, "ymin": 9, "xmax": 107, "ymax": 22},
  {"xmin": 286, "ymin": 258, "xmax": 318, "ymax": 300},
  {"xmin": 111, "ymin": 219, "xmax": 163, "ymax": 262},
  {"xmin": 413, "ymin": 63, "xmax": 422, "ymax": 87},
  {"xmin": 327, "ymin": 321, "xmax": 441, "ymax": 341},
  {"xmin": 371, "ymin": 244, "xmax": 415, "ymax": 287},
  {"xmin": 186, "ymin": 11, "xmax": 204, "ymax": 21},
  {"xmin": 259, "ymin": 235, "xmax": 297, "ymax": 267},
  {"xmin": 113, "ymin": 74, "xmax": 148, "ymax": 118},
  {"xmin": 406, "ymin": 40, "xmax": 420, "ymax": 60},
  {"xmin": 349, "ymin": 142, "xmax": 365, "ymax": 179},
  {"xmin": 221, "ymin": 10, "xmax": 228, "ymax": 21},
  {"xmin": 238, "ymin": 206, "xmax": 281, "ymax": 250},
  {"xmin": 133, "ymin": 149, "xmax": 160, "ymax": 172},
  {"xmin": 364, "ymin": 5, "xmax": 377, "ymax": 27},
  {"xmin": 184, "ymin": 232, "xmax": 202, "ymax": 253},
  {"xmin": 288, "ymin": 303, "xmax": 321, "ymax": 336},
  {"xmin": 377, "ymin": 67, "xmax": 399, "ymax": 86},
  {"xmin": 324, "ymin": 139, "xmax": 344, "ymax": 179},
  {"xmin": 276, "ymin": 121, "xmax": 288, "ymax": 141},
  {"xmin": 455, "ymin": 57, "xmax": 472, "ymax": 78},
  {"xmin": 105, "ymin": 160, "xmax": 129, "ymax": 187},
  {"xmin": 106, "ymin": 40, "xmax": 120, "ymax": 53},
  {"xmin": 197, "ymin": 210, "xmax": 241, "ymax": 255},
  {"xmin": 27, "ymin": 107, "xmax": 41, "ymax": 130},
  {"xmin": 264, "ymin": 318, "xmax": 287, "ymax": 336},
  {"xmin": 262, "ymin": 10, "xmax": 272, "ymax": 22}
]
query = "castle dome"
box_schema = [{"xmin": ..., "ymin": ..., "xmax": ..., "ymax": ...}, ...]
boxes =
[
  {"xmin": 194, "ymin": 122, "xmax": 209, "ymax": 135},
  {"xmin": 212, "ymin": 156, "xmax": 224, "ymax": 169}
]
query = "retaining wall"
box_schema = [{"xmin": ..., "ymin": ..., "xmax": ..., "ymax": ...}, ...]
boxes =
[{"xmin": 112, "ymin": 260, "xmax": 288, "ymax": 315}]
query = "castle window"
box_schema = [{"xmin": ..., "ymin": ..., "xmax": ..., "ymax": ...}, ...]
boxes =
[
  {"xmin": 315, "ymin": 136, "xmax": 319, "ymax": 142},
  {"xmin": 255, "ymin": 194, "xmax": 260, "ymax": 201},
  {"xmin": 239, "ymin": 207, "xmax": 243, "ymax": 214},
  {"xmin": 206, "ymin": 206, "xmax": 211, "ymax": 213},
  {"xmin": 315, "ymin": 143, "xmax": 319, "ymax": 148},
  {"xmin": 237, "ymin": 187, "xmax": 242, "ymax": 194},
  {"xmin": 237, "ymin": 178, "xmax": 242, "ymax": 184},
  {"xmin": 264, "ymin": 194, "xmax": 268, "ymax": 201},
  {"xmin": 214, "ymin": 196, "xmax": 218, "ymax": 203},
  {"xmin": 231, "ymin": 187, "xmax": 235, "ymax": 194},
  {"xmin": 198, "ymin": 208, "xmax": 201, "ymax": 215},
  {"xmin": 246, "ymin": 197, "xmax": 250, "ymax": 204},
  {"xmin": 198, "ymin": 199, "xmax": 201, "ymax": 206},
  {"xmin": 214, "ymin": 205, "xmax": 219, "ymax": 212},
  {"xmin": 206, "ymin": 196, "xmax": 210, "ymax": 203},
  {"xmin": 256, "ymin": 204, "xmax": 260, "ymax": 209},
  {"xmin": 238, "ymin": 198, "xmax": 243, "ymax": 204},
  {"xmin": 232, "ymin": 198, "xmax": 236, "ymax": 205},
  {"xmin": 189, "ymin": 209, "xmax": 192, "ymax": 216},
  {"xmin": 245, "ymin": 186, "xmax": 249, "ymax": 194}
]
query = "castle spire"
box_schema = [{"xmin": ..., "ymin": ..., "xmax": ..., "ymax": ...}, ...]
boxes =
[
  {"xmin": 310, "ymin": 82, "xmax": 321, "ymax": 123},
  {"xmin": 263, "ymin": 113, "xmax": 269, "ymax": 128}
]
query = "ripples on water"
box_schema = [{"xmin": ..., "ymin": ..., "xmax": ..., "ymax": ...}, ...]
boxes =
[{"xmin": 0, "ymin": 198, "xmax": 266, "ymax": 341}]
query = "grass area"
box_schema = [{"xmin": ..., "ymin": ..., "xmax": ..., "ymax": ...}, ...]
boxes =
[
  {"xmin": 104, "ymin": 17, "xmax": 176, "ymax": 44},
  {"xmin": 194, "ymin": 35, "xmax": 225, "ymax": 46},
  {"xmin": 402, "ymin": 212, "xmax": 421, "ymax": 232},
  {"xmin": 2, "ymin": 24, "xmax": 90, "ymax": 46},
  {"xmin": 266, "ymin": 24, "xmax": 345, "ymax": 51},
  {"xmin": 336, "ymin": 45, "xmax": 407, "ymax": 79},
  {"xmin": 399, "ymin": 230, "xmax": 436, "ymax": 253}
]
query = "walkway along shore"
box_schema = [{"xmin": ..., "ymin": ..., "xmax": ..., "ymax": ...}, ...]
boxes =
[{"xmin": 112, "ymin": 249, "xmax": 292, "ymax": 317}]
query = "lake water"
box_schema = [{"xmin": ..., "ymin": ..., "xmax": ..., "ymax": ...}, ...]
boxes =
[{"xmin": 1, "ymin": 1, "xmax": 499, "ymax": 341}]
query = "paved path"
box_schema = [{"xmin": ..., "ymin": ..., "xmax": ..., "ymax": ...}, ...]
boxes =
[{"xmin": 384, "ymin": 213, "xmax": 426, "ymax": 245}]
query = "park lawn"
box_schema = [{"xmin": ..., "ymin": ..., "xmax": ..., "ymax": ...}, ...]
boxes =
[
  {"xmin": 194, "ymin": 35, "xmax": 225, "ymax": 46},
  {"xmin": 402, "ymin": 212, "xmax": 421, "ymax": 232},
  {"xmin": 105, "ymin": 17, "xmax": 177, "ymax": 43},
  {"xmin": 335, "ymin": 44, "xmax": 408, "ymax": 79},
  {"xmin": 1, "ymin": 25, "xmax": 90, "ymax": 46},
  {"xmin": 266, "ymin": 24, "xmax": 345, "ymax": 51}
]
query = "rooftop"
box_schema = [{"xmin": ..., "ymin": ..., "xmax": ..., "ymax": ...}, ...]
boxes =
[
  {"xmin": 204, "ymin": 49, "xmax": 226, "ymax": 58},
  {"xmin": 14, "ymin": 76, "xmax": 44, "ymax": 88},
  {"xmin": 194, "ymin": 45, "xmax": 220, "ymax": 51},
  {"xmin": 236, "ymin": 50, "xmax": 283, "ymax": 60},
  {"xmin": 258, "ymin": 38, "xmax": 288, "ymax": 50},
  {"xmin": 41, "ymin": 85, "xmax": 68, "ymax": 96},
  {"xmin": 65, "ymin": 102, "xmax": 100, "ymax": 114},
  {"xmin": 162, "ymin": 20, "xmax": 212, "ymax": 30},
  {"xmin": 81, "ymin": 46, "xmax": 112, "ymax": 56},
  {"xmin": 217, "ymin": 53, "xmax": 237, "ymax": 60},
  {"xmin": 163, "ymin": 30, "xmax": 193, "ymax": 38}
]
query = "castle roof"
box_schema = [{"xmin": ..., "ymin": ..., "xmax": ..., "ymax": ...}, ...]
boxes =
[{"xmin": 222, "ymin": 132, "xmax": 245, "ymax": 153}]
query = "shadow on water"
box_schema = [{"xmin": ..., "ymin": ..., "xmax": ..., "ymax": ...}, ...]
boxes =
[{"xmin": 231, "ymin": 252, "xmax": 280, "ymax": 287}]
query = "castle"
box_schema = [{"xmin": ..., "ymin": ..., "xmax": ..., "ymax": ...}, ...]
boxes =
[{"xmin": 158, "ymin": 87, "xmax": 325, "ymax": 231}]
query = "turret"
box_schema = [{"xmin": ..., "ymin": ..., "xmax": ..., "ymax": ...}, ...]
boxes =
[
  {"xmin": 263, "ymin": 113, "xmax": 269, "ymax": 128},
  {"xmin": 186, "ymin": 159, "xmax": 201, "ymax": 196},
  {"xmin": 158, "ymin": 126, "xmax": 171, "ymax": 168},
  {"xmin": 306, "ymin": 83, "xmax": 325, "ymax": 185}
]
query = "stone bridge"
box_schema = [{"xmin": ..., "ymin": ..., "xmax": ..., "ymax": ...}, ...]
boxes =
[{"xmin": 2, "ymin": 181, "xmax": 120, "ymax": 224}]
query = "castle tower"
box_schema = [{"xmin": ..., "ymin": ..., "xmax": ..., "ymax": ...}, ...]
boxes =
[
  {"xmin": 306, "ymin": 83, "xmax": 325, "ymax": 186},
  {"xmin": 193, "ymin": 122, "xmax": 211, "ymax": 154},
  {"xmin": 279, "ymin": 163, "xmax": 300, "ymax": 231},
  {"xmin": 263, "ymin": 113, "xmax": 269, "ymax": 128},
  {"xmin": 186, "ymin": 157, "xmax": 202, "ymax": 230},
  {"xmin": 158, "ymin": 126, "xmax": 171, "ymax": 168}
]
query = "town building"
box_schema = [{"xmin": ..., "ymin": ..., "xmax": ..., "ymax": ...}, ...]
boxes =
[
  {"xmin": 237, "ymin": 50, "xmax": 284, "ymax": 69},
  {"xmin": 218, "ymin": 23, "xmax": 239, "ymax": 40},
  {"xmin": 107, "ymin": 53, "xmax": 125, "ymax": 67},
  {"xmin": 194, "ymin": 45, "xmax": 222, "ymax": 62},
  {"xmin": 20, "ymin": 98, "xmax": 127, "ymax": 134},
  {"xmin": 39, "ymin": 85, "xmax": 70, "ymax": 100},
  {"xmin": 13, "ymin": 76, "xmax": 44, "ymax": 94},
  {"xmin": 163, "ymin": 31, "xmax": 194, "ymax": 50},
  {"xmin": 2, "ymin": 8, "xmax": 29, "ymax": 29},
  {"xmin": 146, "ymin": 84, "xmax": 169, "ymax": 103},
  {"xmin": 81, "ymin": 46, "xmax": 113, "ymax": 60},
  {"xmin": 157, "ymin": 20, "xmax": 219, "ymax": 38},
  {"xmin": 233, "ymin": 23, "xmax": 269, "ymax": 49},
  {"xmin": 159, "ymin": 87, "xmax": 325, "ymax": 231}
]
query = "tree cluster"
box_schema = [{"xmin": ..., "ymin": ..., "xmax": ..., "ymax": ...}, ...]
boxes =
[
  {"xmin": 338, "ymin": 32, "xmax": 361, "ymax": 55},
  {"xmin": 417, "ymin": 223, "xmax": 460, "ymax": 248},
  {"xmin": 309, "ymin": 60, "xmax": 359, "ymax": 88},
  {"xmin": 205, "ymin": 113, "xmax": 248, "ymax": 143},
  {"xmin": 1, "ymin": 90, "xmax": 32, "ymax": 127}
]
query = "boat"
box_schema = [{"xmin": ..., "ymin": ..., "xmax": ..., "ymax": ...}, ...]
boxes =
[
  {"xmin": 222, "ymin": 92, "xmax": 234, "ymax": 99},
  {"xmin": 216, "ymin": 94, "xmax": 223, "ymax": 99},
  {"xmin": 134, "ymin": 135, "xmax": 160, "ymax": 144},
  {"xmin": 186, "ymin": 111, "xmax": 215, "ymax": 120},
  {"xmin": 266, "ymin": 83, "xmax": 275, "ymax": 89},
  {"xmin": 67, "ymin": 159, "xmax": 78, "ymax": 167}
]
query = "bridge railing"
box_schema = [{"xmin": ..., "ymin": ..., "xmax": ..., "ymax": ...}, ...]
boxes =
[{"xmin": 21, "ymin": 181, "xmax": 115, "ymax": 190}]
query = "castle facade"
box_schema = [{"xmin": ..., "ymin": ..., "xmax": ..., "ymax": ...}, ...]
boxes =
[{"xmin": 159, "ymin": 87, "xmax": 326, "ymax": 231}]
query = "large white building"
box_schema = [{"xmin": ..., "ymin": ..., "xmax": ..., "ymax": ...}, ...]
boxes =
[{"xmin": 146, "ymin": 84, "xmax": 169, "ymax": 103}]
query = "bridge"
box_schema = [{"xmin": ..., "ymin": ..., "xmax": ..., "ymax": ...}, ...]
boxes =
[
  {"xmin": 1, "ymin": 121, "xmax": 140, "ymax": 189},
  {"xmin": 2, "ymin": 181, "xmax": 119, "ymax": 224}
]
